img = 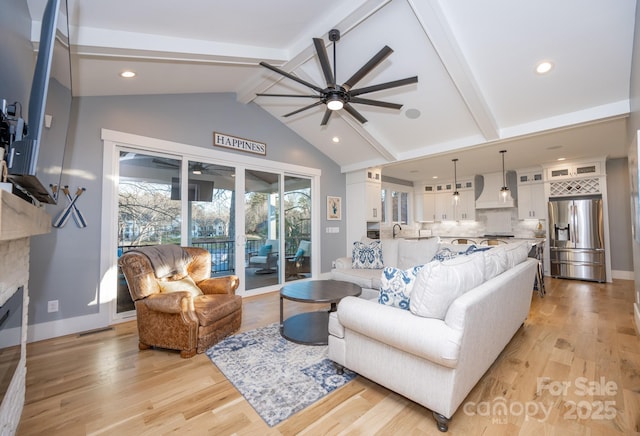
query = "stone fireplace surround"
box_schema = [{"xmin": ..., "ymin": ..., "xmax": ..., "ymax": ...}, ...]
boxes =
[{"xmin": 0, "ymin": 190, "xmax": 50, "ymax": 434}]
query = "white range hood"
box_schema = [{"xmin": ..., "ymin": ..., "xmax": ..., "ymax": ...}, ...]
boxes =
[{"xmin": 474, "ymin": 171, "xmax": 516, "ymax": 209}]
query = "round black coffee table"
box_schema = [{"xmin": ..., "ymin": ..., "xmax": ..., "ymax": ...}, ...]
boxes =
[{"xmin": 279, "ymin": 280, "xmax": 362, "ymax": 345}]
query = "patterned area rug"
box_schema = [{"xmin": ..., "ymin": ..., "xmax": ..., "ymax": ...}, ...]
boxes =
[{"xmin": 206, "ymin": 322, "xmax": 356, "ymax": 427}]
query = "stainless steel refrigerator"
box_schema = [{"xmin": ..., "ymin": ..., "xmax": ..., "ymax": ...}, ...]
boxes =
[{"xmin": 548, "ymin": 196, "xmax": 605, "ymax": 282}]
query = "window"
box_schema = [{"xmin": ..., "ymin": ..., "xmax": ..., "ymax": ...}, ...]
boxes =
[
  {"xmin": 392, "ymin": 191, "xmax": 409, "ymax": 224},
  {"xmin": 381, "ymin": 184, "xmax": 410, "ymax": 224}
]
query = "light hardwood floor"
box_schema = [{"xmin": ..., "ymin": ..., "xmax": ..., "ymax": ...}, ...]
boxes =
[{"xmin": 17, "ymin": 278, "xmax": 640, "ymax": 435}]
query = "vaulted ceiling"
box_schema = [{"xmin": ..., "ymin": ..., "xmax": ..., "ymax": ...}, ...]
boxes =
[{"xmin": 27, "ymin": 0, "xmax": 636, "ymax": 181}]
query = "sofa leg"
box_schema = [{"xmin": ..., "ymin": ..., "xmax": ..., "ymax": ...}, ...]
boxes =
[
  {"xmin": 432, "ymin": 412, "xmax": 450, "ymax": 432},
  {"xmin": 333, "ymin": 363, "xmax": 344, "ymax": 375},
  {"xmin": 138, "ymin": 342, "xmax": 151, "ymax": 351}
]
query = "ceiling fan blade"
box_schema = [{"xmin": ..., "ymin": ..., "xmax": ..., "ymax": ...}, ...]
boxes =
[
  {"xmin": 343, "ymin": 103, "xmax": 368, "ymax": 124},
  {"xmin": 256, "ymin": 93, "xmax": 322, "ymax": 98},
  {"xmin": 349, "ymin": 97, "xmax": 403, "ymax": 110},
  {"xmin": 283, "ymin": 100, "xmax": 324, "ymax": 118},
  {"xmin": 343, "ymin": 46, "xmax": 393, "ymax": 90},
  {"xmin": 350, "ymin": 76, "xmax": 418, "ymax": 97},
  {"xmin": 320, "ymin": 109, "xmax": 332, "ymax": 126},
  {"xmin": 259, "ymin": 61, "xmax": 324, "ymax": 93},
  {"xmin": 313, "ymin": 38, "xmax": 335, "ymax": 87}
]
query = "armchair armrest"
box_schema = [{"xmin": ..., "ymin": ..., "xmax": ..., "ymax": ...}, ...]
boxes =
[
  {"xmin": 142, "ymin": 292, "xmax": 193, "ymax": 314},
  {"xmin": 198, "ymin": 275, "xmax": 240, "ymax": 295}
]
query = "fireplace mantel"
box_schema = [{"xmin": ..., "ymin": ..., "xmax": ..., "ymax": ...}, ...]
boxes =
[{"xmin": 0, "ymin": 190, "xmax": 50, "ymax": 241}]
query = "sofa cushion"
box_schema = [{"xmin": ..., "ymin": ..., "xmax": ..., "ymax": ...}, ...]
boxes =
[
  {"xmin": 331, "ymin": 267, "xmax": 379, "ymax": 289},
  {"xmin": 352, "ymin": 240, "xmax": 384, "ymax": 269},
  {"xmin": 397, "ymin": 237, "xmax": 440, "ymax": 270},
  {"xmin": 378, "ymin": 264, "xmax": 425, "ymax": 310},
  {"xmin": 504, "ymin": 241, "xmax": 530, "ymax": 268},
  {"xmin": 483, "ymin": 246, "xmax": 508, "ymax": 280},
  {"xmin": 158, "ymin": 275, "xmax": 203, "ymax": 297},
  {"xmin": 410, "ymin": 252, "xmax": 486, "ymax": 320},
  {"xmin": 380, "ymin": 238, "xmax": 400, "ymax": 267}
]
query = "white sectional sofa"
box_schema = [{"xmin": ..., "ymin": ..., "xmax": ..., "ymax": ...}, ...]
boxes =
[
  {"xmin": 331, "ymin": 237, "xmax": 443, "ymax": 300},
  {"xmin": 328, "ymin": 238, "xmax": 537, "ymax": 432}
]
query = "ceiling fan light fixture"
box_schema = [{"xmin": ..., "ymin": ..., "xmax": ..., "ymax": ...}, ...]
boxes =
[
  {"xmin": 327, "ymin": 94, "xmax": 344, "ymax": 111},
  {"xmin": 536, "ymin": 61, "xmax": 553, "ymax": 74},
  {"xmin": 256, "ymin": 29, "xmax": 418, "ymax": 125}
]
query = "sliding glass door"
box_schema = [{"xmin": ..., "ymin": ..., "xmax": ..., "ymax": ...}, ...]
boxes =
[
  {"xmin": 117, "ymin": 151, "xmax": 182, "ymax": 316},
  {"xmin": 186, "ymin": 161, "xmax": 236, "ymax": 277},
  {"xmin": 284, "ymin": 176, "xmax": 311, "ymax": 282},
  {"xmin": 109, "ymin": 139, "xmax": 317, "ymax": 321},
  {"xmin": 244, "ymin": 169, "xmax": 280, "ymax": 291}
]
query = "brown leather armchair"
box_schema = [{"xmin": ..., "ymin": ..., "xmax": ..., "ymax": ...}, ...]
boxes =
[{"xmin": 118, "ymin": 246, "xmax": 242, "ymax": 358}]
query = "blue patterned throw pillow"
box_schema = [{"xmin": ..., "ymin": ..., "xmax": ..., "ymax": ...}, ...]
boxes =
[
  {"xmin": 378, "ymin": 264, "xmax": 424, "ymax": 310},
  {"xmin": 352, "ymin": 240, "xmax": 384, "ymax": 269},
  {"xmin": 432, "ymin": 244, "xmax": 492, "ymax": 262}
]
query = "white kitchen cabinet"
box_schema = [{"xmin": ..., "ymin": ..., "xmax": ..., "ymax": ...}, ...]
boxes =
[
  {"xmin": 435, "ymin": 192, "xmax": 455, "ymax": 221},
  {"xmin": 416, "ymin": 185, "xmax": 435, "ymax": 222},
  {"xmin": 455, "ymin": 180, "xmax": 475, "ymax": 221},
  {"xmin": 517, "ymin": 169, "xmax": 546, "ymax": 220},
  {"xmin": 346, "ymin": 168, "xmax": 382, "ymax": 247},
  {"xmin": 518, "ymin": 183, "xmax": 546, "ymax": 219},
  {"xmin": 546, "ymin": 161, "xmax": 601, "ymax": 180},
  {"xmin": 432, "ymin": 180, "xmax": 475, "ymax": 221},
  {"xmin": 456, "ymin": 191, "xmax": 476, "ymax": 220},
  {"xmin": 365, "ymin": 181, "xmax": 381, "ymax": 221},
  {"xmin": 422, "ymin": 192, "xmax": 436, "ymax": 222}
]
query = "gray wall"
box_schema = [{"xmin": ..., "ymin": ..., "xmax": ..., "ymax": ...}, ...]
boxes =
[
  {"xmin": 628, "ymin": 0, "xmax": 640, "ymax": 326},
  {"xmin": 28, "ymin": 92, "xmax": 346, "ymax": 325},
  {"xmin": 606, "ymin": 158, "xmax": 634, "ymax": 272}
]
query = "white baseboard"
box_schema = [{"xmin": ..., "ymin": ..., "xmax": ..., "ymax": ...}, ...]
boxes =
[
  {"xmin": 611, "ymin": 270, "xmax": 634, "ymax": 281},
  {"xmin": 27, "ymin": 311, "xmax": 109, "ymax": 343},
  {"xmin": 635, "ymin": 303, "xmax": 640, "ymax": 336}
]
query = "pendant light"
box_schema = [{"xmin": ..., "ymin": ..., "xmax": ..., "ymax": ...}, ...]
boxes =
[
  {"xmin": 452, "ymin": 158, "xmax": 460, "ymax": 205},
  {"xmin": 499, "ymin": 150, "xmax": 510, "ymax": 202}
]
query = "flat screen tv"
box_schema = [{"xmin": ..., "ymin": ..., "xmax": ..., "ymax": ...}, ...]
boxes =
[
  {"xmin": 5, "ymin": 0, "xmax": 72, "ymax": 204},
  {"xmin": 171, "ymin": 177, "xmax": 214, "ymax": 202}
]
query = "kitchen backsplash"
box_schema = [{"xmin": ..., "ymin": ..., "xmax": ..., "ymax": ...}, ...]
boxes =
[{"xmin": 382, "ymin": 208, "xmax": 544, "ymax": 239}]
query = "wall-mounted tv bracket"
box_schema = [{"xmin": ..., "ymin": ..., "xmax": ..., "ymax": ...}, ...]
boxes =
[{"xmin": 52, "ymin": 185, "xmax": 87, "ymax": 228}]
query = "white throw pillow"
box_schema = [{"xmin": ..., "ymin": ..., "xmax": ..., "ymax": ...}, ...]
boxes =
[
  {"xmin": 483, "ymin": 246, "xmax": 508, "ymax": 280},
  {"xmin": 397, "ymin": 237, "xmax": 440, "ymax": 270},
  {"xmin": 410, "ymin": 253, "xmax": 486, "ymax": 319},
  {"xmin": 380, "ymin": 238, "xmax": 400, "ymax": 268},
  {"xmin": 504, "ymin": 241, "xmax": 530, "ymax": 268}
]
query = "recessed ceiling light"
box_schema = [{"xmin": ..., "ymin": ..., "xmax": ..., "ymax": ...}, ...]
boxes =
[
  {"xmin": 536, "ymin": 61, "xmax": 553, "ymax": 74},
  {"xmin": 432, "ymin": 176, "xmax": 438, "ymax": 179},
  {"xmin": 120, "ymin": 71, "xmax": 136, "ymax": 78},
  {"xmin": 557, "ymin": 157, "xmax": 566, "ymax": 161},
  {"xmin": 332, "ymin": 136, "xmax": 340, "ymax": 143}
]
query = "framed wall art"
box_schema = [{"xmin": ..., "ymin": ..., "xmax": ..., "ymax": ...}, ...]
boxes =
[{"xmin": 327, "ymin": 196, "xmax": 341, "ymax": 220}]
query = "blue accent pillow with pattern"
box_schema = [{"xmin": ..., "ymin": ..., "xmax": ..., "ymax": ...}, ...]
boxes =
[
  {"xmin": 432, "ymin": 244, "xmax": 492, "ymax": 262},
  {"xmin": 378, "ymin": 264, "xmax": 425, "ymax": 310},
  {"xmin": 352, "ymin": 240, "xmax": 384, "ymax": 269}
]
